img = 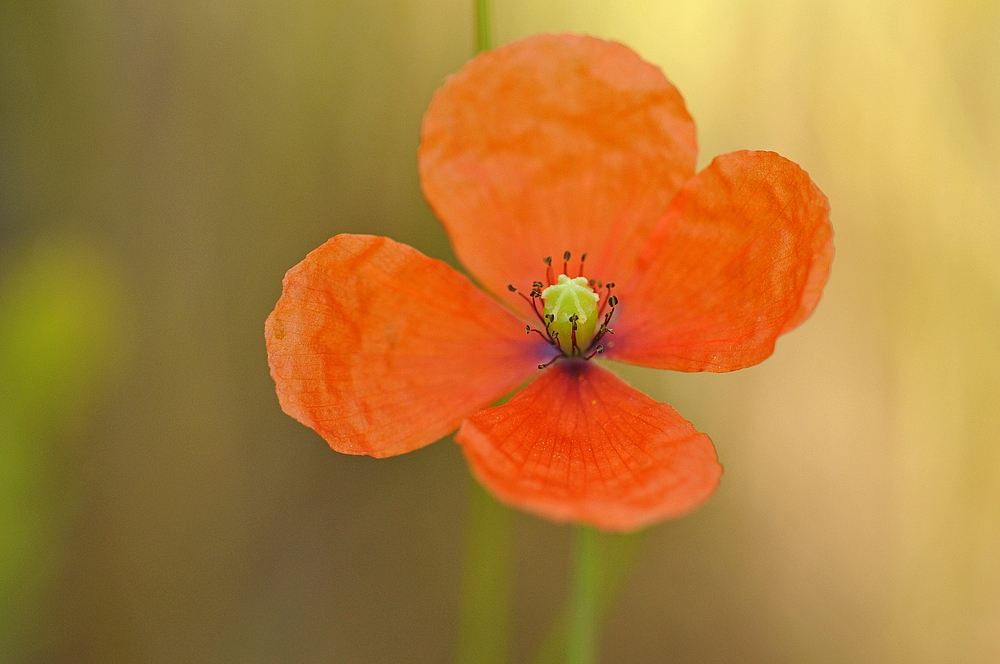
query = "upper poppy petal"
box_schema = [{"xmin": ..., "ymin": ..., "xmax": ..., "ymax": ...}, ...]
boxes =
[
  {"xmin": 456, "ymin": 361, "xmax": 721, "ymax": 531},
  {"xmin": 419, "ymin": 33, "xmax": 697, "ymax": 313},
  {"xmin": 265, "ymin": 234, "xmax": 552, "ymax": 458},
  {"xmin": 607, "ymin": 151, "xmax": 833, "ymax": 372}
]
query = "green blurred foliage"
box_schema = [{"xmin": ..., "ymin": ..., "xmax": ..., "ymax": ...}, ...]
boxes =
[{"xmin": 0, "ymin": 240, "xmax": 125, "ymax": 655}]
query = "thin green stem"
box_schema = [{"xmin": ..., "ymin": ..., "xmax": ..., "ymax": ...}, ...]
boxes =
[
  {"xmin": 530, "ymin": 530, "xmax": 645, "ymax": 664},
  {"xmin": 567, "ymin": 525, "xmax": 601, "ymax": 664},
  {"xmin": 455, "ymin": 6, "xmax": 501, "ymax": 658},
  {"xmin": 454, "ymin": 478, "xmax": 513, "ymax": 664},
  {"xmin": 475, "ymin": 0, "xmax": 494, "ymax": 52}
]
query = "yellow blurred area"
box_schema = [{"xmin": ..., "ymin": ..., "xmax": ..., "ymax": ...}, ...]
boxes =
[{"xmin": 1, "ymin": 0, "xmax": 997, "ymax": 661}]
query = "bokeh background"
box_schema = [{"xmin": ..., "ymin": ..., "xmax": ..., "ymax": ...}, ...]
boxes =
[{"xmin": 2, "ymin": 0, "xmax": 998, "ymax": 661}]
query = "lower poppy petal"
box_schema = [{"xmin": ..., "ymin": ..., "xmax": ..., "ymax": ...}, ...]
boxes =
[
  {"xmin": 265, "ymin": 234, "xmax": 552, "ymax": 458},
  {"xmin": 608, "ymin": 150, "xmax": 833, "ymax": 372},
  {"xmin": 456, "ymin": 361, "xmax": 721, "ymax": 531}
]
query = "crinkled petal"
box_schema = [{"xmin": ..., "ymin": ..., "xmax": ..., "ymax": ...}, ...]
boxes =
[
  {"xmin": 457, "ymin": 361, "xmax": 721, "ymax": 531},
  {"xmin": 265, "ymin": 234, "xmax": 553, "ymax": 457},
  {"xmin": 607, "ymin": 151, "xmax": 833, "ymax": 372},
  {"xmin": 419, "ymin": 33, "xmax": 697, "ymax": 314}
]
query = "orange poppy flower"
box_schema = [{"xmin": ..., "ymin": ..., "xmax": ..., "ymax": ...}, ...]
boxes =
[{"xmin": 265, "ymin": 34, "xmax": 833, "ymax": 531}]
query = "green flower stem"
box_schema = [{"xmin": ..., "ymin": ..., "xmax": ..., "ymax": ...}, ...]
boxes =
[
  {"xmin": 454, "ymin": 477, "xmax": 513, "ymax": 664},
  {"xmin": 456, "ymin": 7, "xmax": 503, "ymax": 656},
  {"xmin": 567, "ymin": 526, "xmax": 601, "ymax": 664},
  {"xmin": 531, "ymin": 529, "xmax": 645, "ymax": 664},
  {"xmin": 475, "ymin": 0, "xmax": 494, "ymax": 52},
  {"xmin": 455, "ymin": 5, "xmax": 505, "ymax": 660}
]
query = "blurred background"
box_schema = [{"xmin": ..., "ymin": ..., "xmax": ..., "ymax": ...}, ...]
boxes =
[{"xmin": 1, "ymin": 0, "xmax": 998, "ymax": 661}]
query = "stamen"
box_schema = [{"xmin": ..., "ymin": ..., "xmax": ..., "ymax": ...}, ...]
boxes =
[
  {"xmin": 547, "ymin": 318, "xmax": 561, "ymax": 349},
  {"xmin": 589, "ymin": 293, "xmax": 619, "ymax": 349},
  {"xmin": 538, "ymin": 356, "xmax": 560, "ymax": 370},
  {"xmin": 509, "ymin": 284, "xmax": 537, "ymax": 311},
  {"xmin": 543, "ymin": 313, "xmax": 555, "ymax": 337},
  {"xmin": 584, "ymin": 345, "xmax": 604, "ymax": 360},
  {"xmin": 598, "ymin": 282, "xmax": 616, "ymax": 315},
  {"xmin": 528, "ymin": 289, "xmax": 544, "ymax": 323},
  {"xmin": 527, "ymin": 294, "xmax": 546, "ymax": 327},
  {"xmin": 544, "ymin": 256, "xmax": 554, "ymax": 286},
  {"xmin": 578, "ymin": 253, "xmax": 587, "ymax": 278},
  {"xmin": 591, "ymin": 318, "xmax": 615, "ymax": 346},
  {"xmin": 569, "ymin": 314, "xmax": 581, "ymax": 356},
  {"xmin": 514, "ymin": 282, "xmax": 557, "ymax": 334},
  {"xmin": 526, "ymin": 325, "xmax": 548, "ymax": 341},
  {"xmin": 599, "ymin": 294, "xmax": 618, "ymax": 328},
  {"xmin": 563, "ymin": 250, "xmax": 571, "ymax": 275}
]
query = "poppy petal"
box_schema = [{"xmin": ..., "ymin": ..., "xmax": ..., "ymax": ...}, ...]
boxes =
[
  {"xmin": 608, "ymin": 151, "xmax": 833, "ymax": 372},
  {"xmin": 419, "ymin": 33, "xmax": 697, "ymax": 314},
  {"xmin": 457, "ymin": 361, "xmax": 721, "ymax": 531},
  {"xmin": 265, "ymin": 234, "xmax": 553, "ymax": 458}
]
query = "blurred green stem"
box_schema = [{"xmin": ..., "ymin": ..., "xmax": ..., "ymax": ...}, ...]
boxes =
[
  {"xmin": 455, "ymin": 5, "xmax": 505, "ymax": 663},
  {"xmin": 531, "ymin": 529, "xmax": 644, "ymax": 664},
  {"xmin": 567, "ymin": 526, "xmax": 600, "ymax": 664},
  {"xmin": 475, "ymin": 0, "xmax": 494, "ymax": 52},
  {"xmin": 454, "ymin": 478, "xmax": 513, "ymax": 664}
]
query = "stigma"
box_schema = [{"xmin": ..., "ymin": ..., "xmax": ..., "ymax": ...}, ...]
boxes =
[{"xmin": 541, "ymin": 275, "xmax": 599, "ymax": 354}]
